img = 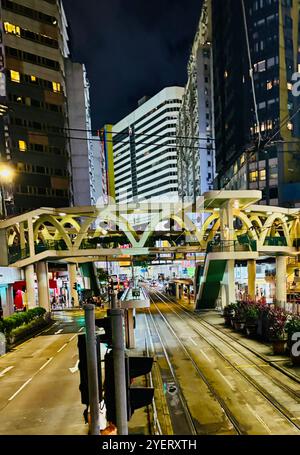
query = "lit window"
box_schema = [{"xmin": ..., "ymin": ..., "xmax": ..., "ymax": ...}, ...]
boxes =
[
  {"xmin": 52, "ymin": 81, "xmax": 61, "ymax": 93},
  {"xmin": 4, "ymin": 22, "xmax": 21, "ymax": 36},
  {"xmin": 249, "ymin": 171, "xmax": 258, "ymax": 182},
  {"xmin": 10, "ymin": 70, "xmax": 20, "ymax": 83},
  {"xmin": 18, "ymin": 140, "xmax": 27, "ymax": 152},
  {"xmin": 259, "ymin": 170, "xmax": 266, "ymax": 181},
  {"xmin": 30, "ymin": 75, "xmax": 37, "ymax": 82},
  {"xmin": 287, "ymin": 82, "xmax": 293, "ymax": 90},
  {"xmin": 267, "ymin": 81, "xmax": 273, "ymax": 90}
]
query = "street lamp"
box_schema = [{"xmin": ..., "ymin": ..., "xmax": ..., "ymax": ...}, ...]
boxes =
[{"xmin": 0, "ymin": 164, "xmax": 14, "ymax": 219}]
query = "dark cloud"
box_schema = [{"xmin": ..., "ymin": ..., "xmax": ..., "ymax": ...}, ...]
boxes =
[{"xmin": 62, "ymin": 0, "xmax": 202, "ymax": 128}]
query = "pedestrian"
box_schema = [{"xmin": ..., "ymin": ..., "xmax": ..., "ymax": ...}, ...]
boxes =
[{"xmin": 71, "ymin": 297, "xmax": 75, "ymax": 307}]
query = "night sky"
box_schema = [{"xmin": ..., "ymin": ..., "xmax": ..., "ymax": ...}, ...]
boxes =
[{"xmin": 62, "ymin": 0, "xmax": 203, "ymax": 129}]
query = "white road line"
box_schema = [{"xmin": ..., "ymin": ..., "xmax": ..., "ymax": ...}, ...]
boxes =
[
  {"xmin": 57, "ymin": 343, "xmax": 67, "ymax": 353},
  {"xmin": 216, "ymin": 369, "xmax": 235, "ymax": 391},
  {"xmin": 69, "ymin": 359, "xmax": 79, "ymax": 373},
  {"xmin": 8, "ymin": 377, "xmax": 32, "ymax": 401},
  {"xmin": 54, "ymin": 329, "xmax": 63, "ymax": 335},
  {"xmin": 39, "ymin": 357, "xmax": 53, "ymax": 371},
  {"xmin": 189, "ymin": 337, "xmax": 198, "ymax": 346},
  {"xmin": 200, "ymin": 349, "xmax": 212, "ymax": 363},
  {"xmin": 69, "ymin": 334, "xmax": 77, "ymax": 342},
  {"xmin": 78, "ymin": 327, "xmax": 84, "ymax": 333},
  {"xmin": 246, "ymin": 403, "xmax": 272, "ymax": 434},
  {"xmin": 0, "ymin": 366, "xmax": 14, "ymax": 377}
]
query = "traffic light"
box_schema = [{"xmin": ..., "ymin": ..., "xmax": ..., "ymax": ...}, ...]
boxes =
[
  {"xmin": 95, "ymin": 312, "xmax": 112, "ymax": 347},
  {"xmin": 77, "ymin": 333, "xmax": 102, "ymax": 406},
  {"xmin": 104, "ymin": 351, "xmax": 154, "ymax": 425}
]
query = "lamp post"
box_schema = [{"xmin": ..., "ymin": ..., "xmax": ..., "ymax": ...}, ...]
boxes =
[{"xmin": 0, "ymin": 164, "xmax": 14, "ymax": 219}]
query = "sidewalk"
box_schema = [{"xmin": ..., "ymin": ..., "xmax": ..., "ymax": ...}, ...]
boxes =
[{"xmin": 198, "ymin": 309, "xmax": 300, "ymax": 382}]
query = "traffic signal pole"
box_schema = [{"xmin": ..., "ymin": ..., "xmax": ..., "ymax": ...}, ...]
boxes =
[
  {"xmin": 110, "ymin": 308, "xmax": 128, "ymax": 435},
  {"xmin": 84, "ymin": 304, "xmax": 100, "ymax": 435}
]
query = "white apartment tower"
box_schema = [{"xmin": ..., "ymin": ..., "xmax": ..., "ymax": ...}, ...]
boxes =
[
  {"xmin": 112, "ymin": 87, "xmax": 184, "ymax": 203},
  {"xmin": 177, "ymin": 0, "xmax": 216, "ymax": 202}
]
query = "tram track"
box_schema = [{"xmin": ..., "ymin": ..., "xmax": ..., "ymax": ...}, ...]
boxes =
[
  {"xmin": 148, "ymin": 287, "xmax": 300, "ymax": 433},
  {"xmin": 147, "ymin": 294, "xmax": 243, "ymax": 435}
]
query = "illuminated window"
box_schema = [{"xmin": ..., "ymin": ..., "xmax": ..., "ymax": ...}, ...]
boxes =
[
  {"xmin": 249, "ymin": 171, "xmax": 258, "ymax": 182},
  {"xmin": 18, "ymin": 140, "xmax": 27, "ymax": 152},
  {"xmin": 4, "ymin": 22, "xmax": 21, "ymax": 36},
  {"xmin": 267, "ymin": 81, "xmax": 273, "ymax": 90},
  {"xmin": 287, "ymin": 82, "xmax": 293, "ymax": 90},
  {"xmin": 10, "ymin": 70, "xmax": 20, "ymax": 83},
  {"xmin": 52, "ymin": 81, "xmax": 61, "ymax": 93},
  {"xmin": 30, "ymin": 75, "xmax": 37, "ymax": 82},
  {"xmin": 259, "ymin": 170, "xmax": 266, "ymax": 181}
]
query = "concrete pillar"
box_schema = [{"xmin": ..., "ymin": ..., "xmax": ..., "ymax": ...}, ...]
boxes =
[
  {"xmin": 226, "ymin": 260, "xmax": 236, "ymax": 306},
  {"xmin": 36, "ymin": 261, "xmax": 50, "ymax": 311},
  {"xmin": 68, "ymin": 263, "xmax": 79, "ymax": 307},
  {"xmin": 176, "ymin": 283, "xmax": 180, "ymax": 300},
  {"xmin": 27, "ymin": 217, "xmax": 35, "ymax": 257},
  {"xmin": 247, "ymin": 260, "xmax": 256, "ymax": 300},
  {"xmin": 276, "ymin": 256, "xmax": 287, "ymax": 308},
  {"xmin": 25, "ymin": 264, "xmax": 36, "ymax": 309}
]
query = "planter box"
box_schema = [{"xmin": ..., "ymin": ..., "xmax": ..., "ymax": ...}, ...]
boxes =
[
  {"xmin": 245, "ymin": 323, "xmax": 257, "ymax": 337},
  {"xmin": 271, "ymin": 339, "xmax": 287, "ymax": 355},
  {"xmin": 291, "ymin": 352, "xmax": 300, "ymax": 366},
  {"xmin": 233, "ymin": 320, "xmax": 245, "ymax": 331}
]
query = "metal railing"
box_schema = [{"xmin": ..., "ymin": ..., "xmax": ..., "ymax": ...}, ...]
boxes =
[{"xmin": 207, "ymin": 238, "xmax": 257, "ymax": 253}]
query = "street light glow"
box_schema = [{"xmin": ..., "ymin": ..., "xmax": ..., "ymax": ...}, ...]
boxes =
[{"xmin": 0, "ymin": 165, "xmax": 14, "ymax": 181}]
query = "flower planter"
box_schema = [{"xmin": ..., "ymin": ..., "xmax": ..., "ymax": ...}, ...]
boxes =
[
  {"xmin": 245, "ymin": 323, "xmax": 257, "ymax": 337},
  {"xmin": 233, "ymin": 320, "xmax": 245, "ymax": 331},
  {"xmin": 271, "ymin": 339, "xmax": 287, "ymax": 355}
]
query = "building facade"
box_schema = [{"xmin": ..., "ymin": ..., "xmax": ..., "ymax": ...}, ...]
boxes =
[
  {"xmin": 212, "ymin": 0, "xmax": 300, "ymax": 207},
  {"xmin": 177, "ymin": 0, "xmax": 215, "ymax": 202},
  {"xmin": 66, "ymin": 61, "xmax": 99, "ymax": 206},
  {"xmin": 112, "ymin": 86, "xmax": 184, "ymax": 204},
  {"xmin": 0, "ymin": 0, "xmax": 71, "ymax": 215}
]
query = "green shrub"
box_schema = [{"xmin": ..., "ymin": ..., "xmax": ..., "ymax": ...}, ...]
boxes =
[{"xmin": 2, "ymin": 307, "xmax": 46, "ymax": 335}]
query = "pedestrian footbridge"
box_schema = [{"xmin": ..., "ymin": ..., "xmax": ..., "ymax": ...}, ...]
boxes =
[{"xmin": 0, "ymin": 190, "xmax": 299, "ymax": 270}]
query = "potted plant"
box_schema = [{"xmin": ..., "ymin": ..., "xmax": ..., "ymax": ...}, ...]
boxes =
[
  {"xmin": 285, "ymin": 315, "xmax": 300, "ymax": 366},
  {"xmin": 268, "ymin": 307, "xmax": 288, "ymax": 355},
  {"xmin": 245, "ymin": 303, "xmax": 259, "ymax": 337},
  {"xmin": 232, "ymin": 301, "xmax": 247, "ymax": 331},
  {"xmin": 223, "ymin": 303, "xmax": 237, "ymax": 326},
  {"xmin": 257, "ymin": 303, "xmax": 271, "ymax": 340}
]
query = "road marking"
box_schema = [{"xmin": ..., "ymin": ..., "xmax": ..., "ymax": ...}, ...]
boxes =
[
  {"xmin": 78, "ymin": 327, "xmax": 84, "ymax": 333},
  {"xmin": 8, "ymin": 377, "xmax": 32, "ymax": 401},
  {"xmin": 69, "ymin": 334, "xmax": 77, "ymax": 342},
  {"xmin": 54, "ymin": 329, "xmax": 63, "ymax": 335},
  {"xmin": 39, "ymin": 357, "xmax": 53, "ymax": 371},
  {"xmin": 246, "ymin": 403, "xmax": 272, "ymax": 434},
  {"xmin": 69, "ymin": 359, "xmax": 79, "ymax": 373},
  {"xmin": 57, "ymin": 343, "xmax": 67, "ymax": 353},
  {"xmin": 200, "ymin": 349, "xmax": 212, "ymax": 363},
  {"xmin": 216, "ymin": 369, "xmax": 235, "ymax": 391},
  {"xmin": 189, "ymin": 337, "xmax": 197, "ymax": 346},
  {"xmin": 0, "ymin": 366, "xmax": 14, "ymax": 377}
]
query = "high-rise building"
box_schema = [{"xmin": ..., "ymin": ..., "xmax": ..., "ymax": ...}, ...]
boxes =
[
  {"xmin": 177, "ymin": 0, "xmax": 215, "ymax": 202},
  {"xmin": 66, "ymin": 61, "xmax": 100, "ymax": 207},
  {"xmin": 111, "ymin": 87, "xmax": 184, "ymax": 204},
  {"xmin": 212, "ymin": 0, "xmax": 300, "ymax": 207},
  {"xmin": 0, "ymin": 0, "xmax": 71, "ymax": 215}
]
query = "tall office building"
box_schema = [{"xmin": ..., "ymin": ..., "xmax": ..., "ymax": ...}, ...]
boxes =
[
  {"xmin": 0, "ymin": 0, "xmax": 71, "ymax": 215},
  {"xmin": 112, "ymin": 87, "xmax": 184, "ymax": 204},
  {"xmin": 66, "ymin": 61, "xmax": 100, "ymax": 207},
  {"xmin": 177, "ymin": 0, "xmax": 215, "ymax": 202},
  {"xmin": 212, "ymin": 0, "xmax": 300, "ymax": 207}
]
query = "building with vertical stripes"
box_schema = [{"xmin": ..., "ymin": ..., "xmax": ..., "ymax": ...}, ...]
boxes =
[{"xmin": 112, "ymin": 87, "xmax": 184, "ymax": 204}]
